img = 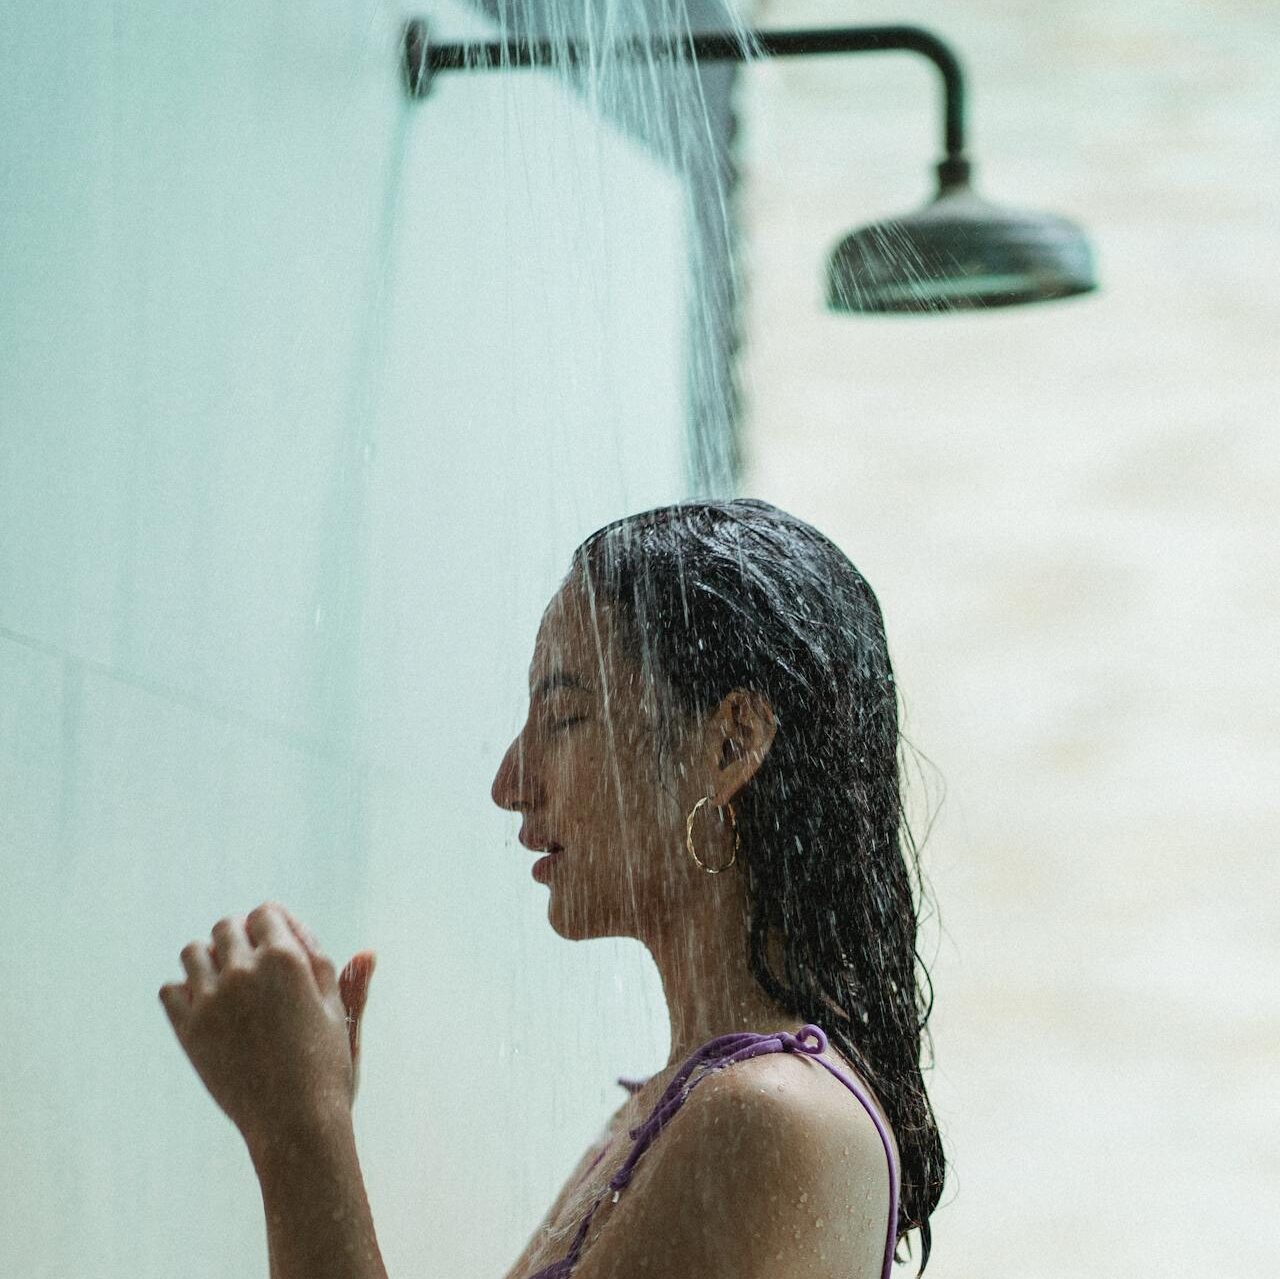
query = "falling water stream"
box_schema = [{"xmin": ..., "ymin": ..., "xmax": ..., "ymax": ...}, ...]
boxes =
[{"xmin": 0, "ymin": 2, "xmax": 833, "ymax": 1277}]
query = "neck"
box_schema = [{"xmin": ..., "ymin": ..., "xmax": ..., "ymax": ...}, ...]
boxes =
[{"xmin": 641, "ymin": 873, "xmax": 800, "ymax": 1072}]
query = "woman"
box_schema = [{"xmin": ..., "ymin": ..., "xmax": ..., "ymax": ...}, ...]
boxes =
[{"xmin": 160, "ymin": 498, "xmax": 945, "ymax": 1279}]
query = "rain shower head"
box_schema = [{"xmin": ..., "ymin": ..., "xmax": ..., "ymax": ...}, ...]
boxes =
[
  {"xmin": 402, "ymin": 21, "xmax": 1099, "ymax": 316},
  {"xmin": 827, "ymin": 158, "xmax": 1097, "ymax": 314}
]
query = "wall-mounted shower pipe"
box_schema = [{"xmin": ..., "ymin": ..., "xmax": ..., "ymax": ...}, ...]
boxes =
[
  {"xmin": 400, "ymin": 18, "xmax": 1097, "ymax": 312},
  {"xmin": 402, "ymin": 22, "xmax": 967, "ymax": 177}
]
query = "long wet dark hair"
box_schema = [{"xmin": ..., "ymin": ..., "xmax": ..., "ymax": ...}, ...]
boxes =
[{"xmin": 572, "ymin": 497, "xmax": 945, "ymax": 1274}]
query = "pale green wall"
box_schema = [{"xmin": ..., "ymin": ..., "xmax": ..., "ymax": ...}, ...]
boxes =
[{"xmin": 0, "ymin": 3, "xmax": 695, "ymax": 1275}]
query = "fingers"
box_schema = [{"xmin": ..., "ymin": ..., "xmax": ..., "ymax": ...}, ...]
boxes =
[
  {"xmin": 244, "ymin": 903, "xmax": 308, "ymax": 965},
  {"xmin": 274, "ymin": 902, "xmax": 324, "ymax": 959},
  {"xmin": 180, "ymin": 940, "xmax": 216, "ymax": 995},
  {"xmin": 278, "ymin": 906, "xmax": 335, "ymax": 993},
  {"xmin": 162, "ymin": 904, "xmax": 343, "ymax": 1029},
  {"xmin": 158, "ymin": 980, "xmax": 192, "ymax": 1026},
  {"xmin": 246, "ymin": 902, "xmax": 336, "ymax": 994},
  {"xmin": 210, "ymin": 915, "xmax": 252, "ymax": 972}
]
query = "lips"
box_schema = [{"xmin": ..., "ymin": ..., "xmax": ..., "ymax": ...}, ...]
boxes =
[{"xmin": 520, "ymin": 832, "xmax": 563, "ymax": 854}]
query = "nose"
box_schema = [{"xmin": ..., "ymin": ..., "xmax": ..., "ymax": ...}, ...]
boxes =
[{"xmin": 490, "ymin": 734, "xmax": 534, "ymax": 813}]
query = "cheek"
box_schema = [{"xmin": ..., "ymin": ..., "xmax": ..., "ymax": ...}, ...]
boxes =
[
  {"xmin": 545, "ymin": 736, "xmax": 607, "ymax": 806},
  {"xmin": 559, "ymin": 721, "xmax": 672, "ymax": 824}
]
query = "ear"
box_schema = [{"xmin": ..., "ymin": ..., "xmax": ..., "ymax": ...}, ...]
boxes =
[{"xmin": 709, "ymin": 688, "xmax": 777, "ymax": 803}]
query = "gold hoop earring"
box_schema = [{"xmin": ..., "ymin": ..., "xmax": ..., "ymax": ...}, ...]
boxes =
[{"xmin": 686, "ymin": 795, "xmax": 739, "ymax": 874}]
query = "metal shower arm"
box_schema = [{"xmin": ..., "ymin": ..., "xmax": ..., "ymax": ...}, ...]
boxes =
[{"xmin": 401, "ymin": 21, "xmax": 968, "ymax": 173}]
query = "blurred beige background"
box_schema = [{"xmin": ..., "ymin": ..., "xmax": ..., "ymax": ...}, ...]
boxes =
[{"xmin": 735, "ymin": 2, "xmax": 1278, "ymax": 1274}]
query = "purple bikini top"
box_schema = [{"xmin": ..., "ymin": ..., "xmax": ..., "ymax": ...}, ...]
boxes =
[{"xmin": 524, "ymin": 1023, "xmax": 900, "ymax": 1279}]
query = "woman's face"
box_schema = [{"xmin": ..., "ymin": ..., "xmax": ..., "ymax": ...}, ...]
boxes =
[{"xmin": 490, "ymin": 572, "xmax": 712, "ymax": 940}]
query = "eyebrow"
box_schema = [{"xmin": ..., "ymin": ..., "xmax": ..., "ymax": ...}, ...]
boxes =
[{"xmin": 530, "ymin": 670, "xmax": 593, "ymax": 697}]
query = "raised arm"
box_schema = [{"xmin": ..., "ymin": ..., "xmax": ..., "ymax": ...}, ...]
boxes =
[
  {"xmin": 159, "ymin": 903, "xmax": 381, "ymax": 1279},
  {"xmin": 250, "ymin": 1114, "xmax": 388, "ymax": 1279},
  {"xmin": 253, "ymin": 1103, "xmax": 621, "ymax": 1279}
]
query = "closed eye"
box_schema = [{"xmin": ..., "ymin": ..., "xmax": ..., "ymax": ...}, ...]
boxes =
[{"xmin": 551, "ymin": 716, "xmax": 587, "ymax": 732}]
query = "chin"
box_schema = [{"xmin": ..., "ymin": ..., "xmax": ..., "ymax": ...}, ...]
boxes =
[{"xmin": 548, "ymin": 888, "xmax": 632, "ymax": 943}]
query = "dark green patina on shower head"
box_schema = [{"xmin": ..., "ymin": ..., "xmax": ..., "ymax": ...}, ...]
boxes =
[{"xmin": 402, "ymin": 20, "xmax": 1098, "ymax": 315}]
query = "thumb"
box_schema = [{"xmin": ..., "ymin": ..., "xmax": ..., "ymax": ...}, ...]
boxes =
[{"xmin": 339, "ymin": 951, "xmax": 377, "ymax": 1059}]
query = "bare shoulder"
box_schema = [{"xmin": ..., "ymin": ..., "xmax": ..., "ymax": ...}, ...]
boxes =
[
  {"xmin": 700, "ymin": 1052, "xmax": 894, "ymax": 1222},
  {"xmin": 570, "ymin": 1053, "xmax": 892, "ymax": 1279}
]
